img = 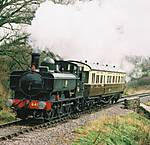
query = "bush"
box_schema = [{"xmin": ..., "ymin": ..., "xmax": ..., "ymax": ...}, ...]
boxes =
[
  {"xmin": 128, "ymin": 77, "xmax": 150, "ymax": 88},
  {"xmin": 0, "ymin": 83, "xmax": 8, "ymax": 110},
  {"xmin": 0, "ymin": 110, "xmax": 15, "ymax": 123}
]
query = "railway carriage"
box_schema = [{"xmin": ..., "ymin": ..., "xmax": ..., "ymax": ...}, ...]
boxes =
[{"xmin": 69, "ymin": 60, "xmax": 126, "ymax": 103}]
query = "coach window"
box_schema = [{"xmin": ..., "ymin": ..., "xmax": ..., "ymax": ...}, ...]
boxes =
[
  {"xmin": 121, "ymin": 76, "xmax": 123, "ymax": 82},
  {"xmin": 110, "ymin": 76, "xmax": 112, "ymax": 83},
  {"xmin": 108, "ymin": 76, "xmax": 110, "ymax": 83},
  {"xmin": 92, "ymin": 73, "xmax": 95, "ymax": 83},
  {"xmin": 107, "ymin": 76, "xmax": 109, "ymax": 83},
  {"xmin": 118, "ymin": 76, "xmax": 120, "ymax": 83},
  {"xmin": 96, "ymin": 75, "xmax": 99, "ymax": 83},
  {"xmin": 115, "ymin": 76, "xmax": 117, "ymax": 83},
  {"xmin": 112, "ymin": 76, "xmax": 115, "ymax": 83},
  {"xmin": 108, "ymin": 76, "xmax": 111, "ymax": 83},
  {"xmin": 108, "ymin": 76, "xmax": 111, "ymax": 84},
  {"xmin": 108, "ymin": 76, "xmax": 109, "ymax": 83},
  {"xmin": 103, "ymin": 76, "xmax": 105, "ymax": 84},
  {"xmin": 100, "ymin": 75, "xmax": 103, "ymax": 83}
]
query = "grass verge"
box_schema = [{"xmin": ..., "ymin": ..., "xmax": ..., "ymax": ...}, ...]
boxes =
[
  {"xmin": 72, "ymin": 113, "xmax": 150, "ymax": 145},
  {"xmin": 0, "ymin": 110, "xmax": 15, "ymax": 124},
  {"xmin": 145, "ymin": 101, "xmax": 150, "ymax": 106},
  {"xmin": 125, "ymin": 85, "xmax": 150, "ymax": 95}
]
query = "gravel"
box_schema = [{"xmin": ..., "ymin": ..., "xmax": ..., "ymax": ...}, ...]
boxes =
[
  {"xmin": 140, "ymin": 96, "xmax": 150, "ymax": 104},
  {"xmin": 0, "ymin": 125, "xmax": 27, "ymax": 138},
  {"xmin": 0, "ymin": 104, "xmax": 133, "ymax": 145}
]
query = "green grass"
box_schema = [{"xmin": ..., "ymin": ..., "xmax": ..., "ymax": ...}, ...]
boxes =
[
  {"xmin": 125, "ymin": 85, "xmax": 150, "ymax": 95},
  {"xmin": 145, "ymin": 101, "xmax": 150, "ymax": 106},
  {"xmin": 73, "ymin": 113, "xmax": 150, "ymax": 145},
  {"xmin": 0, "ymin": 81, "xmax": 16, "ymax": 124},
  {"xmin": 0, "ymin": 110, "xmax": 15, "ymax": 124}
]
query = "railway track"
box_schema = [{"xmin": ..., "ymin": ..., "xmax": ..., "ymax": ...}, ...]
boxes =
[
  {"xmin": 0, "ymin": 92, "xmax": 150, "ymax": 142},
  {"xmin": 119, "ymin": 92, "xmax": 150, "ymax": 103},
  {"xmin": 123, "ymin": 92, "xmax": 150, "ymax": 99},
  {"xmin": 0, "ymin": 119, "xmax": 22, "ymax": 128}
]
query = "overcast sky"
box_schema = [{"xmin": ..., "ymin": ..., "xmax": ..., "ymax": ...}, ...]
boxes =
[{"xmin": 29, "ymin": 0, "xmax": 150, "ymax": 67}]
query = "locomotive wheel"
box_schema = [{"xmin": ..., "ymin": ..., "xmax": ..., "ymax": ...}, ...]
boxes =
[
  {"xmin": 57, "ymin": 104, "xmax": 64, "ymax": 118},
  {"xmin": 65, "ymin": 104, "xmax": 71, "ymax": 115},
  {"xmin": 72, "ymin": 100, "xmax": 80, "ymax": 113},
  {"xmin": 111, "ymin": 97, "xmax": 115, "ymax": 104},
  {"xmin": 45, "ymin": 109, "xmax": 55, "ymax": 121},
  {"xmin": 79, "ymin": 98, "xmax": 85, "ymax": 111}
]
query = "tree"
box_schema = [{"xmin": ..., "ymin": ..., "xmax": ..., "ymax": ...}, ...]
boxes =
[
  {"xmin": 0, "ymin": 0, "xmax": 45, "ymax": 68},
  {"xmin": 0, "ymin": 0, "xmax": 44, "ymax": 45},
  {"xmin": 0, "ymin": 0, "xmax": 44, "ymax": 97},
  {"xmin": 0, "ymin": 0, "xmax": 45, "ymax": 45},
  {"xmin": 0, "ymin": 0, "xmax": 43, "ymax": 27},
  {"xmin": 125, "ymin": 55, "xmax": 150, "ymax": 80}
]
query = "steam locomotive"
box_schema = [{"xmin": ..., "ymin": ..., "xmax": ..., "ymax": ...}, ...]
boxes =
[{"xmin": 7, "ymin": 53, "xmax": 126, "ymax": 120}]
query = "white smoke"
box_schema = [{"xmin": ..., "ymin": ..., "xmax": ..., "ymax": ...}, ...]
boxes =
[{"xmin": 28, "ymin": 0, "xmax": 150, "ymax": 69}]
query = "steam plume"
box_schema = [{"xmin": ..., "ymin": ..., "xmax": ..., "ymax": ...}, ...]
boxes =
[{"xmin": 29, "ymin": 0, "xmax": 150, "ymax": 68}]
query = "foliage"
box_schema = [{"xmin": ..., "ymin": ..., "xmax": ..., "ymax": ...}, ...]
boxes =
[
  {"xmin": 0, "ymin": 0, "xmax": 44, "ymax": 51},
  {"xmin": 138, "ymin": 107, "xmax": 150, "ymax": 120},
  {"xmin": 127, "ymin": 77, "xmax": 150, "ymax": 88},
  {"xmin": 0, "ymin": 39, "xmax": 32, "ymax": 107},
  {"xmin": 0, "ymin": 110, "xmax": 15, "ymax": 123},
  {"xmin": 125, "ymin": 55, "xmax": 150, "ymax": 80},
  {"xmin": 0, "ymin": 81, "xmax": 9, "ymax": 109},
  {"xmin": 73, "ymin": 113, "xmax": 150, "ymax": 145},
  {"xmin": 0, "ymin": 0, "xmax": 42, "ymax": 26},
  {"xmin": 145, "ymin": 101, "xmax": 150, "ymax": 106},
  {"xmin": 0, "ymin": 0, "xmax": 44, "ymax": 69}
]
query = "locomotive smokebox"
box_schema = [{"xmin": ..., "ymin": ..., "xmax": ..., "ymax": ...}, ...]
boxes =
[{"xmin": 31, "ymin": 53, "xmax": 40, "ymax": 69}]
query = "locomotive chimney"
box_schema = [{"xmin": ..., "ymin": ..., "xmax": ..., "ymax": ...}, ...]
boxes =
[{"xmin": 31, "ymin": 52, "xmax": 40, "ymax": 69}]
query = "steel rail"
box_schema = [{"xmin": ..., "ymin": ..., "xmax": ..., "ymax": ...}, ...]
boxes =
[
  {"xmin": 122, "ymin": 92, "xmax": 150, "ymax": 99},
  {"xmin": 0, "ymin": 119, "xmax": 22, "ymax": 128}
]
